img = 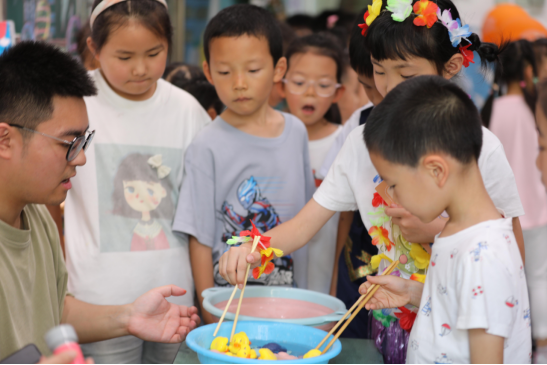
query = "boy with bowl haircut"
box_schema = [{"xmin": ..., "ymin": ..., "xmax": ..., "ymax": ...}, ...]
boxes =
[
  {"xmin": 172, "ymin": 4, "xmax": 315, "ymax": 324},
  {"xmin": 0, "ymin": 41, "xmax": 199, "ymax": 362},
  {"xmin": 360, "ymin": 76, "xmax": 531, "ymax": 363}
]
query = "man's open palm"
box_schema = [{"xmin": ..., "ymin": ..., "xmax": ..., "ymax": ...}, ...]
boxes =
[{"xmin": 127, "ymin": 285, "xmax": 200, "ymax": 343}]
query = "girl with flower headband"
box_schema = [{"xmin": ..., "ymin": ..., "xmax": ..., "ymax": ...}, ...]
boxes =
[{"xmin": 61, "ymin": 0, "xmax": 210, "ymax": 362}]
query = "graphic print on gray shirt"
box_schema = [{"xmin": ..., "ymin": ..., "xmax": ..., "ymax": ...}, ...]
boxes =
[{"xmin": 173, "ymin": 113, "xmax": 315, "ymax": 288}]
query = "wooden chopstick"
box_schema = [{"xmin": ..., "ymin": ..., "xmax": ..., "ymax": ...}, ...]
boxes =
[
  {"xmin": 230, "ymin": 235, "xmax": 261, "ymax": 342},
  {"xmin": 319, "ymin": 260, "xmax": 400, "ymax": 354},
  {"xmin": 213, "ymin": 235, "xmax": 261, "ymax": 338}
]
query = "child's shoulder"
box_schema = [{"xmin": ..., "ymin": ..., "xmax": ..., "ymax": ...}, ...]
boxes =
[
  {"xmin": 281, "ymin": 111, "xmax": 308, "ymax": 136},
  {"xmin": 156, "ymin": 78, "xmax": 205, "ymax": 111}
]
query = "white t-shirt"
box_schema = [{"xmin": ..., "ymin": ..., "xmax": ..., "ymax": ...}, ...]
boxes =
[
  {"xmin": 314, "ymin": 124, "xmax": 524, "ymax": 275},
  {"xmin": 407, "ymin": 219, "xmax": 531, "ymax": 364},
  {"xmin": 64, "ymin": 70, "xmax": 211, "ymax": 306},
  {"xmin": 318, "ymin": 103, "xmax": 373, "ymax": 179},
  {"xmin": 307, "ymin": 126, "xmax": 342, "ymax": 294}
]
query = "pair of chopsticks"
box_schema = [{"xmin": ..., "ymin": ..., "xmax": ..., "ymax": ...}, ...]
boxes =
[
  {"xmin": 213, "ymin": 235, "xmax": 262, "ymax": 341},
  {"xmin": 316, "ymin": 259, "xmax": 400, "ymax": 354}
]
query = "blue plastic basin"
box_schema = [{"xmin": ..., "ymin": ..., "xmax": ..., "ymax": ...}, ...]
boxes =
[
  {"xmin": 202, "ymin": 287, "xmax": 346, "ymax": 329},
  {"xmin": 186, "ymin": 321, "xmax": 342, "ymax": 364}
]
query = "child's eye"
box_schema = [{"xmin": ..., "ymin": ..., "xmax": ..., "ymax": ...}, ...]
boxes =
[
  {"xmin": 218, "ymin": 71, "xmax": 229, "ymax": 75},
  {"xmin": 149, "ymin": 52, "xmax": 160, "ymax": 57},
  {"xmin": 125, "ymin": 187, "xmax": 135, "ymax": 193},
  {"xmin": 119, "ymin": 57, "xmax": 130, "ymax": 61},
  {"xmin": 292, "ymin": 80, "xmax": 305, "ymax": 86},
  {"xmin": 402, "ymin": 75, "xmax": 416, "ymax": 80},
  {"xmin": 249, "ymin": 69, "xmax": 261, "ymax": 73},
  {"xmin": 374, "ymin": 71, "xmax": 385, "ymax": 76},
  {"xmin": 319, "ymin": 84, "xmax": 332, "ymax": 89}
]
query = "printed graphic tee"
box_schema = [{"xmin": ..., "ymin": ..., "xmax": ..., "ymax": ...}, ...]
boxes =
[
  {"xmin": 407, "ymin": 219, "xmax": 532, "ymax": 364},
  {"xmin": 314, "ymin": 124, "xmax": 524, "ymax": 277},
  {"xmin": 64, "ymin": 70, "xmax": 210, "ymax": 306},
  {"xmin": 173, "ymin": 114, "xmax": 315, "ymax": 288},
  {"xmin": 307, "ymin": 126, "xmax": 342, "ymax": 294}
]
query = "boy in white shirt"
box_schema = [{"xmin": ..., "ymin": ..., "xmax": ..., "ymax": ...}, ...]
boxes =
[{"xmin": 360, "ymin": 75, "xmax": 531, "ymax": 363}]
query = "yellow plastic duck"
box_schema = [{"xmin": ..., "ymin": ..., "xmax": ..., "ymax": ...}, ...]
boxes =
[
  {"xmin": 235, "ymin": 345, "xmax": 253, "ymax": 358},
  {"xmin": 229, "ymin": 332, "xmax": 251, "ymax": 354},
  {"xmin": 303, "ymin": 349, "xmax": 322, "ymax": 359},
  {"xmin": 258, "ymin": 348, "xmax": 278, "ymax": 360},
  {"xmin": 249, "ymin": 349, "xmax": 258, "ymax": 359},
  {"xmin": 210, "ymin": 337, "xmax": 229, "ymax": 353}
]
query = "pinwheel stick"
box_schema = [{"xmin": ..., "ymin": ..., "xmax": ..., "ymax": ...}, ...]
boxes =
[{"xmin": 317, "ymin": 260, "xmax": 400, "ymax": 353}]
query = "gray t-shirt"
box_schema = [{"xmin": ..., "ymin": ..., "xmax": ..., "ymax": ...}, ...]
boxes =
[{"xmin": 173, "ymin": 113, "xmax": 315, "ymax": 288}]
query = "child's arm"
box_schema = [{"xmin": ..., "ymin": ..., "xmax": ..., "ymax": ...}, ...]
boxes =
[
  {"xmin": 189, "ymin": 236, "xmax": 216, "ymax": 324},
  {"xmin": 219, "ymin": 198, "xmax": 335, "ymax": 286},
  {"xmin": 358, "ymin": 275, "xmax": 424, "ymax": 310},
  {"xmin": 468, "ymin": 329, "xmax": 504, "ymax": 364},
  {"xmin": 329, "ymin": 211, "xmax": 353, "ymax": 296}
]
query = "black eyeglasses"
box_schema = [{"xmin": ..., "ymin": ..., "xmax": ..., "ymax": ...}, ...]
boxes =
[{"xmin": 9, "ymin": 124, "xmax": 95, "ymax": 162}]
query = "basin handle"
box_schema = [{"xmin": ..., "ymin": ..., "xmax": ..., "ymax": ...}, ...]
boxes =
[
  {"xmin": 201, "ymin": 288, "xmax": 222, "ymax": 298},
  {"xmin": 323, "ymin": 311, "xmax": 347, "ymax": 321}
]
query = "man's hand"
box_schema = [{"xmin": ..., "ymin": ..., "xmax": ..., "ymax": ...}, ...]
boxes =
[
  {"xmin": 127, "ymin": 285, "xmax": 200, "ymax": 343},
  {"xmin": 359, "ymin": 275, "xmax": 423, "ymax": 310},
  {"xmin": 38, "ymin": 352, "xmax": 93, "ymax": 364},
  {"xmin": 219, "ymin": 242, "xmax": 261, "ymax": 288},
  {"xmin": 385, "ymin": 205, "xmax": 446, "ymax": 244}
]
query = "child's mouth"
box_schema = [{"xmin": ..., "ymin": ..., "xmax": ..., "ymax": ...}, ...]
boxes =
[{"xmin": 302, "ymin": 105, "xmax": 315, "ymax": 115}]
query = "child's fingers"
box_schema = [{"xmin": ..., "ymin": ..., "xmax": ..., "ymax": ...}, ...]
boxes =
[
  {"xmin": 384, "ymin": 206, "xmax": 407, "ymax": 218},
  {"xmin": 358, "ymin": 281, "xmax": 373, "ymax": 295},
  {"xmin": 236, "ymin": 252, "xmax": 249, "ymax": 288},
  {"xmin": 224, "ymin": 250, "xmax": 239, "ymax": 285}
]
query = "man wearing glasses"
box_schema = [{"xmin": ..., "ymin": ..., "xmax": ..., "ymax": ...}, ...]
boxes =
[{"xmin": 0, "ymin": 41, "xmax": 200, "ymax": 363}]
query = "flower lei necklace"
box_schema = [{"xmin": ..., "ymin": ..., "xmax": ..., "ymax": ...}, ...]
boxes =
[{"xmin": 358, "ymin": 0, "xmax": 475, "ymax": 67}]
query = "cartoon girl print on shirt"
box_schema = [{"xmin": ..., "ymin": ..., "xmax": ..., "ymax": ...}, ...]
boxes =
[{"xmin": 112, "ymin": 153, "xmax": 175, "ymax": 251}]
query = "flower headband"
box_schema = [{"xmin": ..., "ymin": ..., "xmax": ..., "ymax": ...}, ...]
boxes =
[
  {"xmin": 359, "ymin": 0, "xmax": 475, "ymax": 67},
  {"xmin": 90, "ymin": 0, "xmax": 168, "ymax": 29}
]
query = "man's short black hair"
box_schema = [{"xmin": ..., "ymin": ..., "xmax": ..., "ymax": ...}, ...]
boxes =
[
  {"xmin": 349, "ymin": 8, "xmax": 373, "ymax": 78},
  {"xmin": 203, "ymin": 4, "xmax": 283, "ymax": 66},
  {"xmin": 0, "ymin": 41, "xmax": 96, "ymax": 133},
  {"xmin": 364, "ymin": 76, "xmax": 483, "ymax": 167}
]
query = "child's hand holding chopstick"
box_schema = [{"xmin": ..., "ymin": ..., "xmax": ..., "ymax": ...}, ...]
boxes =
[{"xmin": 359, "ymin": 275, "xmax": 424, "ymax": 310}]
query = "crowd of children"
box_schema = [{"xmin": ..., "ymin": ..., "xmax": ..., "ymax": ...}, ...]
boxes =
[{"xmin": 2, "ymin": 0, "xmax": 547, "ymax": 363}]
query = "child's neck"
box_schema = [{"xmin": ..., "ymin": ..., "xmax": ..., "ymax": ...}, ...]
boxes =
[
  {"xmin": 439, "ymin": 165, "xmax": 501, "ymax": 238},
  {"xmin": 306, "ymin": 118, "xmax": 338, "ymax": 141},
  {"xmin": 221, "ymin": 102, "xmax": 285, "ymax": 138}
]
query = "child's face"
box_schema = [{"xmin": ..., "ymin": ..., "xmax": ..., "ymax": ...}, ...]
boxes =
[
  {"xmin": 536, "ymin": 103, "xmax": 547, "ymax": 188},
  {"xmin": 123, "ymin": 180, "xmax": 166, "ymax": 213},
  {"xmin": 12, "ymin": 97, "xmax": 88, "ymax": 205},
  {"xmin": 370, "ymin": 152, "xmax": 448, "ymax": 224},
  {"xmin": 204, "ymin": 35, "xmax": 286, "ymax": 117},
  {"xmin": 283, "ymin": 52, "xmax": 344, "ymax": 126},
  {"xmin": 89, "ymin": 20, "xmax": 168, "ymax": 101},
  {"xmin": 338, "ymin": 67, "xmax": 369, "ymax": 121},
  {"xmin": 372, "ymin": 56, "xmax": 439, "ymax": 97},
  {"xmin": 357, "ymin": 73, "xmax": 384, "ymax": 106}
]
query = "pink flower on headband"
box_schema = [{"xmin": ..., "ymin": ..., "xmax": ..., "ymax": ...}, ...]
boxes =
[{"xmin": 413, "ymin": 0, "xmax": 438, "ymax": 28}]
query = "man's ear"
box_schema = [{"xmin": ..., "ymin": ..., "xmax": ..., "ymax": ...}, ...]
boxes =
[
  {"xmin": 86, "ymin": 37, "xmax": 100, "ymax": 62},
  {"xmin": 0, "ymin": 123, "xmax": 15, "ymax": 160},
  {"xmin": 422, "ymin": 154, "xmax": 449, "ymax": 188},
  {"xmin": 203, "ymin": 60, "xmax": 214, "ymax": 85},
  {"xmin": 443, "ymin": 53, "xmax": 464, "ymax": 80},
  {"xmin": 273, "ymin": 57, "xmax": 287, "ymax": 83}
]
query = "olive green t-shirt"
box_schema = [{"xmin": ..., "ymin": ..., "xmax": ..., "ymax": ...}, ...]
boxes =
[{"xmin": 0, "ymin": 204, "xmax": 68, "ymax": 358}]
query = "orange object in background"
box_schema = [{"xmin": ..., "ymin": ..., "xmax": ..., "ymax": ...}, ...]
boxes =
[{"xmin": 483, "ymin": 4, "xmax": 547, "ymax": 44}]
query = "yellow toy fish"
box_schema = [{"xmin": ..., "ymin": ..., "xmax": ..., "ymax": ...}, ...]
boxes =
[
  {"xmin": 210, "ymin": 337, "xmax": 229, "ymax": 352},
  {"xmin": 229, "ymin": 332, "xmax": 251, "ymax": 354},
  {"xmin": 235, "ymin": 345, "xmax": 253, "ymax": 359},
  {"xmin": 258, "ymin": 348, "xmax": 278, "ymax": 360},
  {"xmin": 303, "ymin": 349, "xmax": 322, "ymax": 358}
]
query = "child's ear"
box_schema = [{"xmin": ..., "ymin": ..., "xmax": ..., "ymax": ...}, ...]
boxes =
[
  {"xmin": 203, "ymin": 61, "xmax": 214, "ymax": 85},
  {"xmin": 86, "ymin": 37, "xmax": 100, "ymax": 62},
  {"xmin": 332, "ymin": 85, "xmax": 346, "ymax": 104},
  {"xmin": 443, "ymin": 53, "xmax": 464, "ymax": 80},
  {"xmin": 422, "ymin": 154, "xmax": 449, "ymax": 188},
  {"xmin": 273, "ymin": 57, "xmax": 287, "ymax": 83},
  {"xmin": 0, "ymin": 124, "xmax": 15, "ymax": 160}
]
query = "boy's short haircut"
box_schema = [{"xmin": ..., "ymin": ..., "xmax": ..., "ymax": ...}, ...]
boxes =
[
  {"xmin": 349, "ymin": 8, "xmax": 373, "ymax": 78},
  {"xmin": 203, "ymin": 4, "xmax": 283, "ymax": 65},
  {"xmin": 0, "ymin": 41, "xmax": 96, "ymax": 134},
  {"xmin": 364, "ymin": 75, "xmax": 483, "ymax": 167}
]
